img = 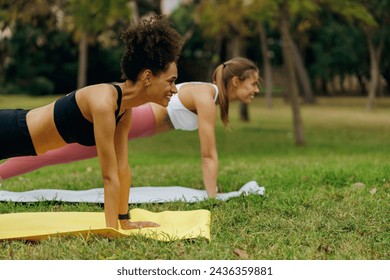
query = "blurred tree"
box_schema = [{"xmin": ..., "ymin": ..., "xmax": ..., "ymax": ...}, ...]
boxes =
[
  {"xmin": 4, "ymin": 22, "xmax": 78, "ymax": 95},
  {"xmin": 247, "ymin": 0, "xmax": 317, "ymax": 105},
  {"xmin": 318, "ymin": 0, "xmax": 378, "ymax": 105},
  {"xmin": 197, "ymin": 0, "xmax": 250, "ymax": 58},
  {"xmin": 357, "ymin": 0, "xmax": 390, "ymax": 109},
  {"xmin": 138, "ymin": 0, "xmax": 162, "ymax": 15},
  {"xmin": 197, "ymin": 0, "xmax": 254, "ymax": 121},
  {"xmin": 169, "ymin": 1, "xmax": 214, "ymax": 82},
  {"xmin": 308, "ymin": 12, "xmax": 368, "ymax": 95},
  {"xmin": 244, "ymin": 0, "xmax": 311, "ymax": 145},
  {"xmin": 197, "ymin": 0, "xmax": 308, "ymax": 144},
  {"xmin": 381, "ymin": 28, "xmax": 390, "ymax": 95},
  {"xmin": 0, "ymin": 0, "xmax": 78, "ymax": 94},
  {"xmin": 169, "ymin": 1, "xmax": 197, "ymax": 44},
  {"xmin": 66, "ymin": 0, "xmax": 131, "ymax": 88},
  {"xmin": 277, "ymin": 0, "xmax": 305, "ymax": 146},
  {"xmin": 275, "ymin": 0, "xmax": 374, "ymax": 143},
  {"xmin": 0, "ymin": 0, "xmax": 133, "ymax": 93},
  {"xmin": 258, "ymin": 23, "xmax": 274, "ymax": 108},
  {"xmin": 288, "ymin": 1, "xmax": 318, "ymax": 104},
  {"xmin": 244, "ymin": 0, "xmax": 278, "ymax": 109}
]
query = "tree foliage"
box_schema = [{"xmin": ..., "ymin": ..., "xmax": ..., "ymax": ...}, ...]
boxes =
[
  {"xmin": 197, "ymin": 0, "xmax": 251, "ymax": 39},
  {"xmin": 0, "ymin": 0, "xmax": 389, "ymax": 98},
  {"xmin": 66, "ymin": 0, "xmax": 131, "ymax": 40},
  {"xmin": 0, "ymin": 0, "xmax": 131, "ymax": 94}
]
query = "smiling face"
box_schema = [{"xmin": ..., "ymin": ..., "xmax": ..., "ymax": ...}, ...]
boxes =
[
  {"xmin": 229, "ymin": 71, "xmax": 260, "ymax": 104},
  {"xmin": 148, "ymin": 62, "xmax": 178, "ymax": 107}
]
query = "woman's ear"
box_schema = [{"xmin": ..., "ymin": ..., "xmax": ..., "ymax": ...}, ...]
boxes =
[
  {"xmin": 141, "ymin": 69, "xmax": 152, "ymax": 86},
  {"xmin": 232, "ymin": 76, "xmax": 240, "ymax": 87}
]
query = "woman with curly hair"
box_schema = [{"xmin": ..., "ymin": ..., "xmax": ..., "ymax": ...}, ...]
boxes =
[
  {"xmin": 0, "ymin": 57, "xmax": 260, "ymax": 198},
  {"xmin": 0, "ymin": 15, "xmax": 182, "ymax": 230}
]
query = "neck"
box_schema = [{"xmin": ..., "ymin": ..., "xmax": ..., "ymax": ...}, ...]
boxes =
[
  {"xmin": 227, "ymin": 91, "xmax": 238, "ymax": 102},
  {"xmin": 120, "ymin": 80, "xmax": 149, "ymax": 108}
]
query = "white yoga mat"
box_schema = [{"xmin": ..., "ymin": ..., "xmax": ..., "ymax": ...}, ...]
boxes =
[{"xmin": 0, "ymin": 181, "xmax": 265, "ymax": 203}]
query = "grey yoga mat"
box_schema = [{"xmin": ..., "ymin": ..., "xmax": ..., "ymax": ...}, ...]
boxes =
[{"xmin": 0, "ymin": 181, "xmax": 265, "ymax": 203}]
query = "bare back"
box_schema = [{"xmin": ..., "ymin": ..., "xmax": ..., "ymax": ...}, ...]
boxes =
[{"xmin": 26, "ymin": 103, "xmax": 67, "ymax": 154}]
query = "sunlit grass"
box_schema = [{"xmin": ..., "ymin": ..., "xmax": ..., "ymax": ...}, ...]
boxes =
[{"xmin": 0, "ymin": 95, "xmax": 389, "ymax": 259}]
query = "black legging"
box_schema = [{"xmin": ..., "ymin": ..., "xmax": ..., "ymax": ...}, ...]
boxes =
[{"xmin": 0, "ymin": 109, "xmax": 37, "ymax": 160}]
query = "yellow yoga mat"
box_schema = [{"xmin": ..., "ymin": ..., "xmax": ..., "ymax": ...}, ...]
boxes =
[{"xmin": 0, "ymin": 208, "xmax": 211, "ymax": 241}]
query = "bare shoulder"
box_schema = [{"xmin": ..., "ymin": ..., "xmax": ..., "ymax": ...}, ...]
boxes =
[
  {"xmin": 77, "ymin": 84, "xmax": 118, "ymax": 118},
  {"xmin": 182, "ymin": 83, "xmax": 216, "ymax": 100},
  {"xmin": 189, "ymin": 83, "xmax": 215, "ymax": 93},
  {"xmin": 79, "ymin": 83, "xmax": 116, "ymax": 98}
]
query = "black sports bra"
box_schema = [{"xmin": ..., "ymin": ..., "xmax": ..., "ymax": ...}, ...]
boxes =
[{"xmin": 54, "ymin": 84, "xmax": 125, "ymax": 146}]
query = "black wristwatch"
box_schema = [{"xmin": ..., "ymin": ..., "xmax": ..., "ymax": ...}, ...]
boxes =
[{"xmin": 118, "ymin": 212, "xmax": 130, "ymax": 220}]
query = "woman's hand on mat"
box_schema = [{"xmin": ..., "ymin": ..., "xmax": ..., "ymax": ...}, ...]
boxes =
[{"xmin": 120, "ymin": 220, "xmax": 160, "ymax": 230}]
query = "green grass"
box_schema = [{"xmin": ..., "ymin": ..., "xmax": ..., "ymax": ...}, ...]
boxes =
[{"xmin": 0, "ymin": 95, "xmax": 389, "ymax": 260}]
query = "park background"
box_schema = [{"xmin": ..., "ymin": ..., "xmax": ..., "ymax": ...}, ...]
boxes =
[{"xmin": 0, "ymin": 0, "xmax": 389, "ymax": 260}]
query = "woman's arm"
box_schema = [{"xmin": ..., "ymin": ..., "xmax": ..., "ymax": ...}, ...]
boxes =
[
  {"xmin": 194, "ymin": 89, "xmax": 219, "ymax": 197},
  {"xmin": 115, "ymin": 110, "xmax": 159, "ymax": 230},
  {"xmin": 93, "ymin": 103, "xmax": 121, "ymax": 229},
  {"xmin": 115, "ymin": 110, "xmax": 132, "ymax": 219}
]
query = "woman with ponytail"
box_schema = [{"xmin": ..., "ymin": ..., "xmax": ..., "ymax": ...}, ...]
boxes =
[{"xmin": 0, "ymin": 57, "xmax": 260, "ymax": 197}]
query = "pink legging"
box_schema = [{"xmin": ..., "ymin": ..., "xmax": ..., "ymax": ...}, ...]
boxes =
[{"xmin": 0, "ymin": 104, "xmax": 156, "ymax": 180}]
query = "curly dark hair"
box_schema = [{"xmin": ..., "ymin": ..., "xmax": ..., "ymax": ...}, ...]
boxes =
[{"xmin": 120, "ymin": 15, "xmax": 183, "ymax": 81}]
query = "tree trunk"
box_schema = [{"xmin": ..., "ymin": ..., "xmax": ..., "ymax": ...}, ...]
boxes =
[
  {"xmin": 228, "ymin": 35, "xmax": 249, "ymax": 122},
  {"xmin": 239, "ymin": 103, "xmax": 249, "ymax": 122},
  {"xmin": 77, "ymin": 32, "xmax": 88, "ymax": 88},
  {"xmin": 291, "ymin": 39, "xmax": 315, "ymax": 103},
  {"xmin": 320, "ymin": 77, "xmax": 328, "ymax": 95},
  {"xmin": 234, "ymin": 39, "xmax": 249, "ymax": 122},
  {"xmin": 366, "ymin": 32, "xmax": 384, "ymax": 110},
  {"xmin": 356, "ymin": 74, "xmax": 367, "ymax": 95},
  {"xmin": 258, "ymin": 23, "xmax": 273, "ymax": 109},
  {"xmin": 382, "ymin": 72, "xmax": 390, "ymax": 95},
  {"xmin": 208, "ymin": 36, "xmax": 224, "ymax": 79},
  {"xmin": 279, "ymin": 3, "xmax": 305, "ymax": 146},
  {"xmin": 129, "ymin": 0, "xmax": 140, "ymax": 22},
  {"xmin": 230, "ymin": 34, "xmax": 243, "ymax": 58}
]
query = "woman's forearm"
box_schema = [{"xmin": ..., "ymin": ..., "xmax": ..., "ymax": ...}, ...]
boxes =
[
  {"xmin": 201, "ymin": 156, "xmax": 218, "ymax": 197},
  {"xmin": 118, "ymin": 165, "xmax": 131, "ymax": 215},
  {"xmin": 103, "ymin": 175, "xmax": 121, "ymax": 229}
]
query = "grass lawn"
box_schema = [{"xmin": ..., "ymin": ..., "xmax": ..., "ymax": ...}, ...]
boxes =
[{"xmin": 0, "ymin": 94, "xmax": 389, "ymax": 260}]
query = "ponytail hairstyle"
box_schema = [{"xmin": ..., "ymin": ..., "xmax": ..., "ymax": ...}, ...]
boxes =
[{"xmin": 212, "ymin": 57, "xmax": 259, "ymax": 128}]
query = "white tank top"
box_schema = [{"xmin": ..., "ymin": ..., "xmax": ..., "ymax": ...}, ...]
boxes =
[{"xmin": 167, "ymin": 82, "xmax": 219, "ymax": 131}]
